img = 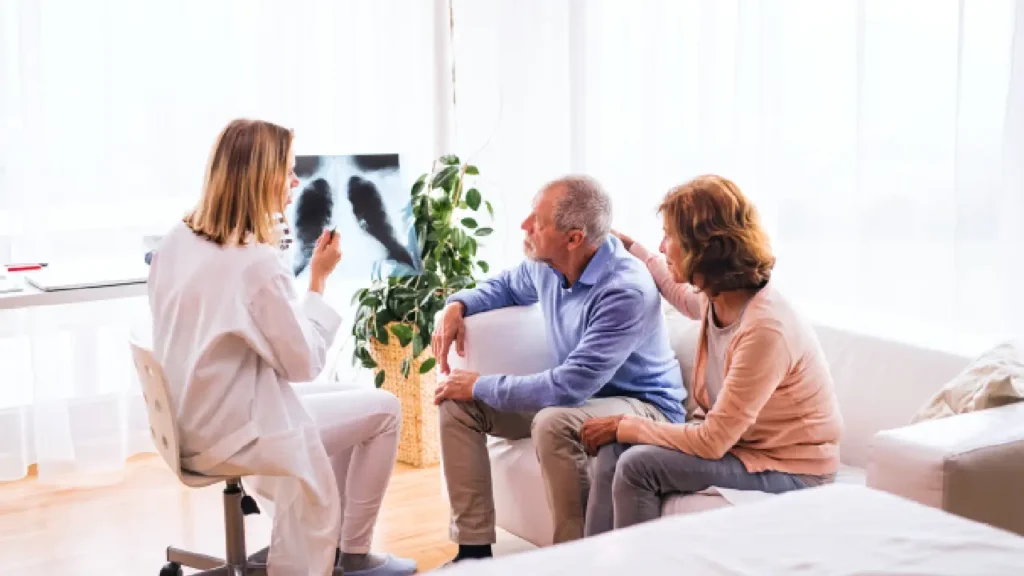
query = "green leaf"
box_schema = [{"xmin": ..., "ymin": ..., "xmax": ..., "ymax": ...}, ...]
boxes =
[
  {"xmin": 389, "ymin": 324, "xmax": 414, "ymax": 347},
  {"xmin": 431, "ymin": 166, "xmax": 458, "ymax": 188},
  {"xmin": 351, "ymin": 288, "xmax": 368, "ymax": 306},
  {"xmin": 374, "ymin": 370, "xmax": 386, "ymax": 388},
  {"xmin": 401, "ymin": 357, "xmax": 411, "ymax": 379},
  {"xmin": 410, "ymin": 179, "xmax": 425, "ymax": 197},
  {"xmin": 461, "ymin": 217, "xmax": 478, "ymax": 229},
  {"xmin": 419, "ymin": 357, "xmax": 437, "ymax": 374},
  {"xmin": 440, "ymin": 154, "xmax": 460, "ymax": 165},
  {"xmin": 445, "ymin": 175, "xmax": 461, "ymax": 196},
  {"xmin": 417, "ymin": 227, "xmax": 427, "ymax": 255},
  {"xmin": 374, "ymin": 312, "xmax": 393, "ymax": 345},
  {"xmin": 361, "ymin": 296, "xmax": 381, "ymax": 309},
  {"xmin": 466, "ymin": 188, "xmax": 481, "ymax": 211},
  {"xmin": 474, "ymin": 227, "xmax": 494, "ymax": 237},
  {"xmin": 465, "ymin": 165, "xmax": 480, "ymax": 175},
  {"xmin": 412, "ymin": 334, "xmax": 425, "ymax": 358},
  {"xmin": 449, "ymin": 275, "xmax": 474, "ymax": 290},
  {"xmin": 394, "ymin": 300, "xmax": 415, "ymax": 321},
  {"xmin": 361, "ymin": 356, "xmax": 378, "ymax": 369},
  {"xmin": 424, "ymin": 270, "xmax": 442, "ymax": 289},
  {"xmin": 485, "ymin": 200, "xmax": 494, "ymax": 218},
  {"xmin": 477, "ymin": 260, "xmax": 489, "ymax": 273},
  {"xmin": 421, "ymin": 291, "xmax": 437, "ymax": 308}
]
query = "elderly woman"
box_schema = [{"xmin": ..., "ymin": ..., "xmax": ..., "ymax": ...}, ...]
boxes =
[{"xmin": 580, "ymin": 174, "xmax": 842, "ymax": 536}]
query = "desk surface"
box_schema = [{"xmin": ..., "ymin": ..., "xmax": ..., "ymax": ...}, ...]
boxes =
[{"xmin": 0, "ymin": 275, "xmax": 147, "ymax": 310}]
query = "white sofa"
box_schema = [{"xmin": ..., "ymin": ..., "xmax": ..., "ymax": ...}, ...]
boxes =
[{"xmin": 443, "ymin": 303, "xmax": 1024, "ymax": 546}]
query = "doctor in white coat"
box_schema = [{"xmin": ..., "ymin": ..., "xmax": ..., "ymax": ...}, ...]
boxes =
[{"xmin": 147, "ymin": 118, "xmax": 417, "ymax": 576}]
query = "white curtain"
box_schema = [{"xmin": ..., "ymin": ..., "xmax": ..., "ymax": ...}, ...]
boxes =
[
  {"xmin": 452, "ymin": 0, "xmax": 1024, "ymax": 354},
  {"xmin": 0, "ymin": 0, "xmax": 439, "ymax": 482},
  {"xmin": 4, "ymin": 0, "xmax": 1023, "ymax": 482}
]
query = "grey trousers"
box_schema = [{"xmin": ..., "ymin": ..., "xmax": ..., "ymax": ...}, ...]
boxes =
[
  {"xmin": 584, "ymin": 443, "xmax": 810, "ymax": 536},
  {"xmin": 439, "ymin": 397, "xmax": 667, "ymax": 545}
]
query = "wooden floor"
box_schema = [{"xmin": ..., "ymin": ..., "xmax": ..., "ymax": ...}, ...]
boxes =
[{"xmin": 0, "ymin": 455, "xmax": 460, "ymax": 574}]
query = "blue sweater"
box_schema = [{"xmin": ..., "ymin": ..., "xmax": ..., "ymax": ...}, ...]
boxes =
[{"xmin": 448, "ymin": 236, "xmax": 687, "ymax": 423}]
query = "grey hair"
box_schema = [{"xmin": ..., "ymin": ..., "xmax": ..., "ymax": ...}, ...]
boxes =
[{"xmin": 547, "ymin": 175, "xmax": 612, "ymax": 247}]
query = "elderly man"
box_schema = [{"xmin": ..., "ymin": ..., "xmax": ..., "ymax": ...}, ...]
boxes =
[{"xmin": 431, "ymin": 175, "xmax": 686, "ymax": 562}]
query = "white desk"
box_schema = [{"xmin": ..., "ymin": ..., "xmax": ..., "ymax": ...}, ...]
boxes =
[
  {"xmin": 0, "ymin": 272, "xmax": 147, "ymax": 311},
  {"xmin": 0, "ymin": 261, "xmax": 149, "ymax": 309}
]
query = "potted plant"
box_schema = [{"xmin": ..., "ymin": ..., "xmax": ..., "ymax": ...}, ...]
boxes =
[{"xmin": 349, "ymin": 155, "xmax": 494, "ymax": 466}]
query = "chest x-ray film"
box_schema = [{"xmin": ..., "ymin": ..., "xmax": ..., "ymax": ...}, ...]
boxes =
[{"xmin": 283, "ymin": 154, "xmax": 422, "ymax": 281}]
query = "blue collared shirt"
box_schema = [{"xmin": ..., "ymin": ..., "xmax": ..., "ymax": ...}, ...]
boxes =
[{"xmin": 448, "ymin": 236, "xmax": 687, "ymax": 423}]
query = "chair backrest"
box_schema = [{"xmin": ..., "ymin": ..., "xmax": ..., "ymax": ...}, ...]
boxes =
[{"xmin": 129, "ymin": 338, "xmax": 184, "ymax": 480}]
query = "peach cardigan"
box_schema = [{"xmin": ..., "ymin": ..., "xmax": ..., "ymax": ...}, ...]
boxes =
[{"xmin": 617, "ymin": 243, "xmax": 843, "ymax": 476}]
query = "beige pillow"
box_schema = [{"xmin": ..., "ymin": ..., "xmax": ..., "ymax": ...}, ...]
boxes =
[{"xmin": 911, "ymin": 340, "xmax": 1024, "ymax": 423}]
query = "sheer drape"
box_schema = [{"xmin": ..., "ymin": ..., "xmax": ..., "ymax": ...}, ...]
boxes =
[
  {"xmin": 451, "ymin": 0, "xmax": 1024, "ymax": 353},
  {"xmin": 3, "ymin": 0, "xmax": 1023, "ymax": 482},
  {"xmin": 0, "ymin": 0, "xmax": 438, "ymax": 481}
]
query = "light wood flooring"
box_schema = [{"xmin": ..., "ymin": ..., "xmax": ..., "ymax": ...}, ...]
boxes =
[{"xmin": 0, "ymin": 455, "xmax": 467, "ymax": 574}]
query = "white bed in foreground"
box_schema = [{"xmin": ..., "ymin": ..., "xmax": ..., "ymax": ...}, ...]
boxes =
[{"xmin": 438, "ymin": 484, "xmax": 1024, "ymax": 575}]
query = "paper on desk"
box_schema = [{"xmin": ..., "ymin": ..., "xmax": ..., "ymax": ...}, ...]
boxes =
[{"xmin": 0, "ymin": 275, "xmax": 24, "ymax": 294}]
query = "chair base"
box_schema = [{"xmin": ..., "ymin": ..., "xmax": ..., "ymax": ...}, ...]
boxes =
[
  {"xmin": 164, "ymin": 547, "xmax": 268, "ymax": 574},
  {"xmin": 160, "ymin": 479, "xmax": 343, "ymax": 574},
  {"xmin": 162, "ymin": 549, "xmax": 344, "ymax": 575}
]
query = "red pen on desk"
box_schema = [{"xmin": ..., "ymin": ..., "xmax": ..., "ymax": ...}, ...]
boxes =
[{"xmin": 6, "ymin": 263, "xmax": 47, "ymax": 272}]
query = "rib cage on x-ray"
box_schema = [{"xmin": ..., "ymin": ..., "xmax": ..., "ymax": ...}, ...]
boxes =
[{"xmin": 284, "ymin": 154, "xmax": 421, "ymax": 281}]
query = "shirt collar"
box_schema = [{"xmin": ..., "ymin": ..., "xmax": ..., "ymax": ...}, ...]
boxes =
[{"xmin": 554, "ymin": 236, "xmax": 617, "ymax": 289}]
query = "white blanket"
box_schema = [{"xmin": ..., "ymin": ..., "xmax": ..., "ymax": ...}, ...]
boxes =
[{"xmin": 443, "ymin": 485, "xmax": 1024, "ymax": 575}]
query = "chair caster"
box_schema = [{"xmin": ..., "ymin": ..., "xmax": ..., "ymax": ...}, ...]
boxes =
[{"xmin": 159, "ymin": 562, "xmax": 182, "ymax": 576}]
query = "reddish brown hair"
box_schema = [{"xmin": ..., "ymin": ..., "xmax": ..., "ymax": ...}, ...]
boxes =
[{"xmin": 659, "ymin": 175, "xmax": 775, "ymax": 296}]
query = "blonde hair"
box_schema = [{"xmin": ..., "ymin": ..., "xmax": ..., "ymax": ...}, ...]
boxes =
[
  {"xmin": 184, "ymin": 118, "xmax": 293, "ymax": 246},
  {"xmin": 659, "ymin": 174, "xmax": 775, "ymax": 297}
]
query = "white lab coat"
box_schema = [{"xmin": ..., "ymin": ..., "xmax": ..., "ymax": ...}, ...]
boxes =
[{"xmin": 148, "ymin": 222, "xmax": 342, "ymax": 576}]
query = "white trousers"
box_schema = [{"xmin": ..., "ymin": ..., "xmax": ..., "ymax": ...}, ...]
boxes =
[{"xmin": 294, "ymin": 384, "xmax": 402, "ymax": 554}]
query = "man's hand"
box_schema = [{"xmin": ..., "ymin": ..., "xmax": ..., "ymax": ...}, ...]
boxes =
[
  {"xmin": 432, "ymin": 302, "xmax": 467, "ymax": 374},
  {"xmin": 580, "ymin": 415, "xmax": 626, "ymax": 456},
  {"xmin": 434, "ymin": 369, "xmax": 480, "ymax": 405}
]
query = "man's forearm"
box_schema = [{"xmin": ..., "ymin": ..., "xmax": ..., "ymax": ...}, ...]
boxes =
[
  {"xmin": 447, "ymin": 288, "xmax": 499, "ymax": 317},
  {"xmin": 473, "ymin": 373, "xmax": 559, "ymax": 413},
  {"xmin": 447, "ymin": 264, "xmax": 538, "ymax": 316},
  {"xmin": 472, "ymin": 367, "xmax": 598, "ymax": 413}
]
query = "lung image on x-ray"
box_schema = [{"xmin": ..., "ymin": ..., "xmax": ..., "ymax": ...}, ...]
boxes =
[{"xmin": 283, "ymin": 154, "xmax": 421, "ymax": 281}]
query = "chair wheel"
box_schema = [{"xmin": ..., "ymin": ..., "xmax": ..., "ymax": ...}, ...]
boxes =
[{"xmin": 159, "ymin": 562, "xmax": 182, "ymax": 576}]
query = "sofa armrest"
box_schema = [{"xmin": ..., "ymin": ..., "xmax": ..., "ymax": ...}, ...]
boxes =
[
  {"xmin": 866, "ymin": 401, "xmax": 1024, "ymax": 536},
  {"xmin": 439, "ymin": 304, "xmax": 557, "ymax": 376}
]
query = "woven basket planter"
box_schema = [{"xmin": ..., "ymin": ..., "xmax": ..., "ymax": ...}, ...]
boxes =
[{"xmin": 368, "ymin": 323, "xmax": 439, "ymax": 468}]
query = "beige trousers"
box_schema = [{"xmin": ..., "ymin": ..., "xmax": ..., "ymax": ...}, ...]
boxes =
[{"xmin": 438, "ymin": 396, "xmax": 668, "ymax": 545}]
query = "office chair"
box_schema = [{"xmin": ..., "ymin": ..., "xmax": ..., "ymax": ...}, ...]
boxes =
[{"xmin": 130, "ymin": 340, "xmax": 270, "ymax": 576}]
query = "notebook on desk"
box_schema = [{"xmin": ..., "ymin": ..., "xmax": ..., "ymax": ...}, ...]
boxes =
[{"xmin": 23, "ymin": 263, "xmax": 149, "ymax": 292}]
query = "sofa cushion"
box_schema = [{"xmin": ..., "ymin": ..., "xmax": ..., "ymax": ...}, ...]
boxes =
[
  {"xmin": 661, "ymin": 492, "xmax": 730, "ymax": 516},
  {"xmin": 487, "ymin": 435, "xmax": 871, "ymax": 547}
]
